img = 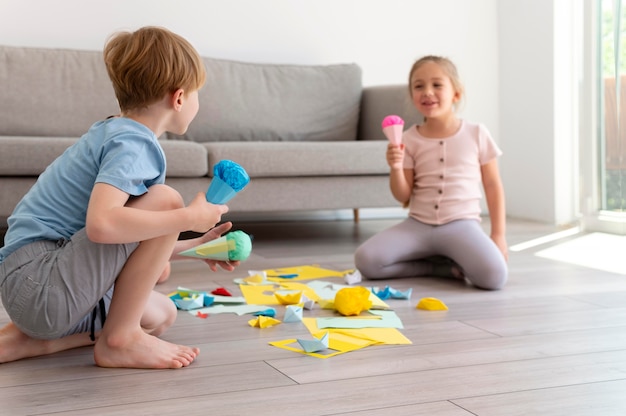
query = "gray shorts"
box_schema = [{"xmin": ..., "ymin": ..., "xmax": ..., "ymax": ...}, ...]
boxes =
[{"xmin": 0, "ymin": 228, "xmax": 138, "ymax": 339}]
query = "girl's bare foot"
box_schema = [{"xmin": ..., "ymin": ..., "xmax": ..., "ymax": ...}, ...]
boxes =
[
  {"xmin": 0, "ymin": 323, "xmax": 93, "ymax": 363},
  {"xmin": 94, "ymin": 329, "xmax": 199, "ymax": 369}
]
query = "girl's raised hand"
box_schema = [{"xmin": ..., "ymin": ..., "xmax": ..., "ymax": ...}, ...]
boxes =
[{"xmin": 386, "ymin": 142, "xmax": 405, "ymax": 170}]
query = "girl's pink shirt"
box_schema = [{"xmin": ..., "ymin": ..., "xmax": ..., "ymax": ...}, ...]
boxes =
[{"xmin": 402, "ymin": 120, "xmax": 502, "ymax": 225}]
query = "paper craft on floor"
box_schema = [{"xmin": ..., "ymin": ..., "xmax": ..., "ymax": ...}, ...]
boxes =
[
  {"xmin": 253, "ymin": 308, "xmax": 276, "ymax": 317},
  {"xmin": 334, "ymin": 286, "xmax": 372, "ymax": 316},
  {"xmin": 344, "ymin": 269, "xmax": 362, "ymax": 285},
  {"xmin": 211, "ymin": 287, "xmax": 232, "ymax": 296},
  {"xmin": 316, "ymin": 310, "xmax": 404, "ymax": 329},
  {"xmin": 269, "ymin": 330, "xmax": 377, "ymax": 358},
  {"xmin": 283, "ymin": 305, "xmax": 303, "ymax": 322},
  {"xmin": 212, "ymin": 295, "xmax": 246, "ymax": 304},
  {"xmin": 239, "ymin": 284, "xmax": 283, "ymax": 305},
  {"xmin": 307, "ymin": 281, "xmax": 390, "ymax": 311},
  {"xmin": 234, "ymin": 272, "xmax": 268, "ymax": 286},
  {"xmin": 248, "ymin": 315, "xmax": 281, "ymax": 328},
  {"xmin": 190, "ymin": 304, "xmax": 273, "ymax": 316},
  {"xmin": 264, "ymin": 265, "xmax": 347, "ymax": 282},
  {"xmin": 302, "ymin": 318, "xmax": 412, "ymax": 345},
  {"xmin": 301, "ymin": 293, "xmax": 315, "ymax": 310},
  {"xmin": 168, "ymin": 288, "xmax": 214, "ymax": 310},
  {"xmin": 371, "ymin": 285, "xmax": 413, "ymax": 300},
  {"xmin": 416, "ymin": 297, "xmax": 448, "ymax": 311},
  {"xmin": 275, "ymin": 290, "xmax": 302, "ymax": 305},
  {"xmin": 297, "ymin": 332, "xmax": 329, "ymax": 353},
  {"xmin": 239, "ymin": 282, "xmax": 319, "ymax": 306}
]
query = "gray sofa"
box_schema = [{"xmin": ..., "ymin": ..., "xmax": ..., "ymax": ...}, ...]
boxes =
[{"xmin": 0, "ymin": 45, "xmax": 420, "ymax": 231}]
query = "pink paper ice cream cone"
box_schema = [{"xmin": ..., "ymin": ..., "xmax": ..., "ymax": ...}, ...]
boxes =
[{"xmin": 381, "ymin": 115, "xmax": 405, "ymax": 146}]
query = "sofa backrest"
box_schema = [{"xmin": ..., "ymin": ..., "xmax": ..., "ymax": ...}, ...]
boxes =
[
  {"xmin": 0, "ymin": 45, "xmax": 119, "ymax": 137},
  {"xmin": 0, "ymin": 45, "xmax": 363, "ymax": 142},
  {"xmin": 167, "ymin": 57, "xmax": 362, "ymax": 142}
]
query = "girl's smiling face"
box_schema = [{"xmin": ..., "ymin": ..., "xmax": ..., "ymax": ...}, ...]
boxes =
[{"xmin": 410, "ymin": 61, "xmax": 461, "ymax": 119}]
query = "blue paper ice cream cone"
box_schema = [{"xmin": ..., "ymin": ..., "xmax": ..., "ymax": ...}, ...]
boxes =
[{"xmin": 206, "ymin": 160, "xmax": 250, "ymax": 204}]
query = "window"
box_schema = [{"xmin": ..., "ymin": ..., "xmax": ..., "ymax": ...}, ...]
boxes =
[
  {"xmin": 581, "ymin": 0, "xmax": 626, "ymax": 233},
  {"xmin": 600, "ymin": 0, "xmax": 625, "ymax": 211}
]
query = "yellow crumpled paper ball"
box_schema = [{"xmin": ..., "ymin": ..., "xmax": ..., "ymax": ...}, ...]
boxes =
[{"xmin": 334, "ymin": 286, "xmax": 372, "ymax": 316}]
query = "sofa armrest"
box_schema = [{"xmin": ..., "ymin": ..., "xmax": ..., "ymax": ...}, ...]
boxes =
[{"xmin": 357, "ymin": 84, "xmax": 422, "ymax": 140}]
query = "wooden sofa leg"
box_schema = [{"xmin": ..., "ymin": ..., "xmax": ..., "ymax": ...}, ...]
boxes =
[{"xmin": 353, "ymin": 208, "xmax": 359, "ymax": 223}]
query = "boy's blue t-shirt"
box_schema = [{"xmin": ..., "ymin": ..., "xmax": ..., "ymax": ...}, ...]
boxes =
[{"xmin": 0, "ymin": 117, "xmax": 166, "ymax": 262}]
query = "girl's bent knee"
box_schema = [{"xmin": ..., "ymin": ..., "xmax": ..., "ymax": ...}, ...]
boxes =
[{"xmin": 471, "ymin": 268, "xmax": 508, "ymax": 290}]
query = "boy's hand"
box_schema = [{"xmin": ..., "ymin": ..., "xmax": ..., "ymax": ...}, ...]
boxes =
[
  {"xmin": 188, "ymin": 192, "xmax": 228, "ymax": 233},
  {"xmin": 171, "ymin": 221, "xmax": 240, "ymax": 272},
  {"xmin": 199, "ymin": 221, "xmax": 240, "ymax": 271}
]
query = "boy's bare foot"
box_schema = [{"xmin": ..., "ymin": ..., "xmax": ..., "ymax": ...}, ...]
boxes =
[
  {"xmin": 0, "ymin": 322, "xmax": 93, "ymax": 363},
  {"xmin": 94, "ymin": 329, "xmax": 199, "ymax": 369}
]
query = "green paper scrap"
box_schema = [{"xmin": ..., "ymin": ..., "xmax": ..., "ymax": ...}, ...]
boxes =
[{"xmin": 190, "ymin": 304, "xmax": 273, "ymax": 316}]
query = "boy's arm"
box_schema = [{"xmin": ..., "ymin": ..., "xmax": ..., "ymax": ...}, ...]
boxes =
[
  {"xmin": 85, "ymin": 183, "xmax": 226, "ymax": 244},
  {"xmin": 481, "ymin": 159, "xmax": 508, "ymax": 260},
  {"xmin": 171, "ymin": 221, "xmax": 239, "ymax": 271}
]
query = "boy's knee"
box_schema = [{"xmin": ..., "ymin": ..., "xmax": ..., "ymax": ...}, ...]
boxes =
[
  {"xmin": 150, "ymin": 184, "xmax": 185, "ymax": 210},
  {"xmin": 151, "ymin": 300, "xmax": 177, "ymax": 336}
]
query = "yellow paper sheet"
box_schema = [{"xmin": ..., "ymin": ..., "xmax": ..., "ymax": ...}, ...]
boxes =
[
  {"xmin": 269, "ymin": 331, "xmax": 375, "ymax": 358},
  {"xmin": 240, "ymin": 282, "xmax": 320, "ymax": 305},
  {"xmin": 302, "ymin": 317, "xmax": 412, "ymax": 345},
  {"xmin": 264, "ymin": 265, "xmax": 347, "ymax": 281}
]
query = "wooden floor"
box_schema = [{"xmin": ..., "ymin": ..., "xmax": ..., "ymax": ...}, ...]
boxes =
[{"xmin": 2, "ymin": 216, "xmax": 626, "ymax": 415}]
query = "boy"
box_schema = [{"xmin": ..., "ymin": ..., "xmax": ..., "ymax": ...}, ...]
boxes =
[{"xmin": 0, "ymin": 26, "xmax": 236, "ymax": 369}]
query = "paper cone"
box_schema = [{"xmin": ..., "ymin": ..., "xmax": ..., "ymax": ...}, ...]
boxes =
[
  {"xmin": 177, "ymin": 236, "xmax": 231, "ymax": 260},
  {"xmin": 206, "ymin": 176, "xmax": 238, "ymax": 204},
  {"xmin": 383, "ymin": 125, "xmax": 404, "ymax": 146}
]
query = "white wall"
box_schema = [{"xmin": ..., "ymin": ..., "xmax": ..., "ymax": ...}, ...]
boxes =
[
  {"xmin": 0, "ymin": 0, "xmax": 498, "ymax": 132},
  {"xmin": 497, "ymin": 0, "xmax": 578, "ymax": 225},
  {"xmin": 0, "ymin": 0, "xmax": 575, "ymax": 224}
]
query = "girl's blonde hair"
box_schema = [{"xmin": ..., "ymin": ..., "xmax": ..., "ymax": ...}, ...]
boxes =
[
  {"xmin": 103, "ymin": 26, "xmax": 206, "ymax": 112},
  {"xmin": 408, "ymin": 55, "xmax": 464, "ymax": 110}
]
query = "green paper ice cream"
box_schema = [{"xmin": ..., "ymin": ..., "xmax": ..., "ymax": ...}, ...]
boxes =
[{"xmin": 177, "ymin": 230, "xmax": 252, "ymax": 261}]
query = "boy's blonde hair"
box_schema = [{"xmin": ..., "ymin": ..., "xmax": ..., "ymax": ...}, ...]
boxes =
[
  {"xmin": 104, "ymin": 26, "xmax": 206, "ymax": 112},
  {"xmin": 408, "ymin": 55, "xmax": 464, "ymax": 108}
]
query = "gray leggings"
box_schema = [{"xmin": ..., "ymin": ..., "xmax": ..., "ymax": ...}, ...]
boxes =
[{"xmin": 354, "ymin": 218, "xmax": 507, "ymax": 290}]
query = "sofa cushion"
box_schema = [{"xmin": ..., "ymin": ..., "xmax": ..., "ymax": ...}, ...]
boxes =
[
  {"xmin": 0, "ymin": 46, "xmax": 119, "ymax": 137},
  {"xmin": 0, "ymin": 137, "xmax": 79, "ymax": 175},
  {"xmin": 203, "ymin": 141, "xmax": 389, "ymax": 178},
  {"xmin": 0, "ymin": 137, "xmax": 208, "ymax": 178},
  {"xmin": 159, "ymin": 141, "xmax": 208, "ymax": 177},
  {"xmin": 167, "ymin": 58, "xmax": 362, "ymax": 143}
]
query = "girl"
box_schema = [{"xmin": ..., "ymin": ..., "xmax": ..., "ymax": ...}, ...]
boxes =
[{"xmin": 354, "ymin": 56, "xmax": 508, "ymax": 290}]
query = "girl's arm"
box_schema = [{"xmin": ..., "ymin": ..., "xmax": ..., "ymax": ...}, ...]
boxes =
[
  {"xmin": 481, "ymin": 159, "xmax": 508, "ymax": 260},
  {"xmin": 387, "ymin": 143, "xmax": 413, "ymax": 204}
]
